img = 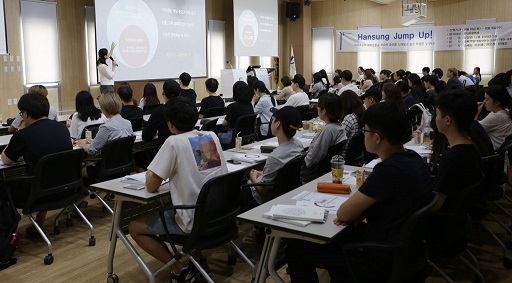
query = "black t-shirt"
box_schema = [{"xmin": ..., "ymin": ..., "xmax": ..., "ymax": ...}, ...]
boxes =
[
  {"xmin": 358, "ymin": 150, "xmax": 433, "ymax": 242},
  {"xmin": 5, "ymin": 119, "xmax": 72, "ymax": 175},
  {"xmin": 199, "ymin": 96, "xmax": 225, "ymax": 116},
  {"xmin": 141, "ymin": 105, "xmax": 171, "ymax": 145},
  {"xmin": 224, "ymin": 102, "xmax": 254, "ymax": 126},
  {"xmin": 180, "ymin": 89, "xmax": 197, "ymax": 101},
  {"xmin": 120, "ymin": 105, "xmax": 143, "ymax": 120},
  {"xmin": 434, "ymin": 144, "xmax": 481, "ymax": 212}
]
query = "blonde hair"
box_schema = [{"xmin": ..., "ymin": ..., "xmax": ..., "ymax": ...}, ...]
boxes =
[
  {"xmin": 99, "ymin": 91, "xmax": 122, "ymax": 116},
  {"xmin": 448, "ymin": 67, "xmax": 458, "ymax": 76},
  {"xmin": 28, "ymin": 85, "xmax": 48, "ymax": 97}
]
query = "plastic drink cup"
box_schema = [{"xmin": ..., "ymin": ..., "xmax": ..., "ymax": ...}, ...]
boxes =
[
  {"xmin": 235, "ymin": 136, "xmax": 242, "ymax": 151},
  {"xmin": 356, "ymin": 168, "xmax": 365, "ymax": 187},
  {"xmin": 85, "ymin": 130, "xmax": 92, "ymax": 142}
]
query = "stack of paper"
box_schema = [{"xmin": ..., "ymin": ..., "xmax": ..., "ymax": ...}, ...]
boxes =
[
  {"xmin": 263, "ymin": 205, "xmax": 312, "ymax": 227},
  {"xmin": 263, "ymin": 204, "xmax": 328, "ymax": 227}
]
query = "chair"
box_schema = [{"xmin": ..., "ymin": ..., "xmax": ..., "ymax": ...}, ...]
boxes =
[
  {"xmin": 204, "ymin": 106, "xmax": 226, "ymax": 118},
  {"xmin": 127, "ymin": 117, "xmax": 143, "ymax": 131},
  {"xmin": 80, "ymin": 123, "xmax": 103, "ymax": 139},
  {"xmin": 295, "ymin": 105, "xmax": 310, "ymax": 121},
  {"xmin": 345, "ymin": 132, "xmax": 366, "ymax": 166},
  {"xmin": 85, "ymin": 136, "xmax": 136, "ymax": 214},
  {"xmin": 3, "ymin": 149, "xmax": 93, "ymax": 265},
  {"xmin": 155, "ymin": 170, "xmax": 255, "ymax": 283},
  {"xmin": 427, "ymin": 175, "xmax": 485, "ymax": 282},
  {"xmin": 343, "ymin": 192, "xmax": 440, "ymax": 283},
  {"xmin": 219, "ymin": 113, "xmax": 258, "ymax": 150},
  {"xmin": 200, "ymin": 118, "xmax": 218, "ymax": 134}
]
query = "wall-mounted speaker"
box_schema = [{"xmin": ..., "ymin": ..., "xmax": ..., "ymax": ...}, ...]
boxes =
[{"xmin": 286, "ymin": 2, "xmax": 300, "ymax": 21}]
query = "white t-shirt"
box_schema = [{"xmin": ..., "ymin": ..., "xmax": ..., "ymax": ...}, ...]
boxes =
[
  {"xmin": 97, "ymin": 63, "xmax": 115, "ymax": 86},
  {"xmin": 68, "ymin": 112, "xmax": 108, "ymax": 139},
  {"xmin": 479, "ymin": 110, "xmax": 512, "ymax": 150},
  {"xmin": 338, "ymin": 83, "xmax": 360, "ymax": 96},
  {"xmin": 147, "ymin": 130, "xmax": 228, "ymax": 233},
  {"xmin": 284, "ymin": 92, "xmax": 310, "ymax": 107}
]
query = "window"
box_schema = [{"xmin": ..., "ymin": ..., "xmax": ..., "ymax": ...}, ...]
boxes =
[
  {"xmin": 312, "ymin": 27, "xmax": 334, "ymax": 74},
  {"xmin": 208, "ymin": 20, "xmax": 225, "ymax": 79}
]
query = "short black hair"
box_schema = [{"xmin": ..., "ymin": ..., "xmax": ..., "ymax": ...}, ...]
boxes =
[
  {"xmin": 291, "ymin": 74, "xmax": 306, "ymax": 88},
  {"xmin": 164, "ymin": 97, "xmax": 198, "ymax": 132},
  {"xmin": 205, "ymin": 78, "xmax": 219, "ymax": 93},
  {"xmin": 363, "ymin": 102, "xmax": 409, "ymax": 146},
  {"xmin": 117, "ymin": 85, "xmax": 133, "ymax": 102},
  {"xmin": 486, "ymin": 85, "xmax": 511, "ymax": 109},
  {"xmin": 436, "ymin": 89, "xmax": 476, "ymax": 132},
  {"xmin": 318, "ymin": 93, "xmax": 342, "ymax": 123},
  {"xmin": 432, "ymin": 68, "xmax": 444, "ymax": 79},
  {"xmin": 340, "ymin": 70, "xmax": 353, "ymax": 81},
  {"xmin": 395, "ymin": 69, "xmax": 405, "ymax": 78},
  {"xmin": 18, "ymin": 92, "xmax": 50, "ymax": 119},
  {"xmin": 179, "ymin": 72, "xmax": 192, "ymax": 86},
  {"xmin": 163, "ymin": 79, "xmax": 181, "ymax": 99},
  {"xmin": 494, "ymin": 73, "xmax": 511, "ymax": 86},
  {"xmin": 422, "ymin": 67, "xmax": 430, "ymax": 73},
  {"xmin": 380, "ymin": 69, "xmax": 391, "ymax": 78}
]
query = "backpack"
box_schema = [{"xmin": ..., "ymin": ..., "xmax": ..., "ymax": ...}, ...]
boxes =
[
  {"xmin": 410, "ymin": 103, "xmax": 432, "ymax": 132},
  {"xmin": 0, "ymin": 202, "xmax": 21, "ymax": 270}
]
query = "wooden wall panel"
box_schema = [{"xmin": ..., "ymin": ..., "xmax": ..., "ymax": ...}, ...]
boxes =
[{"xmin": 381, "ymin": 52, "xmax": 407, "ymax": 73}]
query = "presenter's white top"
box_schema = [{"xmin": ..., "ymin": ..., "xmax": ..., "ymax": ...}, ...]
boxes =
[{"xmin": 97, "ymin": 62, "xmax": 115, "ymax": 86}]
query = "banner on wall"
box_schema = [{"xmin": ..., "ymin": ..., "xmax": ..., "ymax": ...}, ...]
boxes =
[{"xmin": 336, "ymin": 22, "xmax": 512, "ymax": 52}]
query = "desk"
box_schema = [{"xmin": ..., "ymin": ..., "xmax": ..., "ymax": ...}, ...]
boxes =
[
  {"xmin": 91, "ymin": 179, "xmax": 170, "ymax": 283},
  {"xmin": 194, "ymin": 115, "xmax": 225, "ymax": 128},
  {"xmin": 237, "ymin": 166, "xmax": 359, "ymax": 283}
]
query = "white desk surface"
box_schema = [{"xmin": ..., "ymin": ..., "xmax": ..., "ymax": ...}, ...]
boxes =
[
  {"xmin": 0, "ymin": 134, "xmax": 12, "ymax": 146},
  {"xmin": 90, "ymin": 177, "xmax": 170, "ymax": 202},
  {"xmin": 195, "ymin": 115, "xmax": 226, "ymax": 128},
  {"xmin": 237, "ymin": 166, "xmax": 360, "ymax": 242}
]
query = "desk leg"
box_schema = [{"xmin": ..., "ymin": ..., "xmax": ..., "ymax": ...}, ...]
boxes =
[
  {"xmin": 108, "ymin": 200, "xmax": 157, "ymax": 283},
  {"xmin": 255, "ymin": 235, "xmax": 273, "ymax": 283},
  {"xmin": 267, "ymin": 236, "xmax": 285, "ymax": 283}
]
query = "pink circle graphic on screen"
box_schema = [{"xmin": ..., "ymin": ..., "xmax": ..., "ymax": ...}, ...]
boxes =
[
  {"xmin": 119, "ymin": 25, "xmax": 150, "ymax": 68},
  {"xmin": 238, "ymin": 10, "xmax": 259, "ymax": 48},
  {"xmin": 243, "ymin": 25, "xmax": 255, "ymax": 46}
]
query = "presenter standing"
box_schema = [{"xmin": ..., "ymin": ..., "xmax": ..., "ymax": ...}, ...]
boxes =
[{"xmin": 96, "ymin": 42, "xmax": 118, "ymax": 94}]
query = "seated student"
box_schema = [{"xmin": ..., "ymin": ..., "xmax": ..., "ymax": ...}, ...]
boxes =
[
  {"xmin": 286, "ymin": 102, "xmax": 433, "ymax": 283},
  {"xmin": 275, "ymin": 76, "xmax": 295, "ymax": 101},
  {"xmin": 251, "ymin": 80, "xmax": 277, "ymax": 137},
  {"xmin": 476, "ymin": 85, "xmax": 512, "ymax": 151},
  {"xmin": 362, "ymin": 86, "xmax": 382, "ymax": 109},
  {"xmin": 142, "ymin": 79, "xmax": 181, "ymax": 144},
  {"xmin": 8, "ymin": 85, "xmax": 58, "ymax": 133},
  {"xmin": 139, "ymin": 82, "xmax": 160, "ymax": 112},
  {"xmin": 118, "ymin": 85, "xmax": 143, "ymax": 120},
  {"xmin": 282, "ymin": 74, "xmax": 310, "ymax": 108},
  {"xmin": 221, "ymin": 81, "xmax": 254, "ymax": 128},
  {"xmin": 340, "ymin": 90, "xmax": 365, "ymax": 157},
  {"xmin": 179, "ymin": 72, "xmax": 197, "ymax": 101},
  {"xmin": 68, "ymin": 90, "xmax": 107, "ymax": 139},
  {"xmin": 0, "ymin": 93, "xmax": 72, "ymax": 237},
  {"xmin": 300, "ymin": 93, "xmax": 346, "ymax": 184},
  {"xmin": 199, "ymin": 78, "xmax": 224, "ymax": 118},
  {"xmin": 128, "ymin": 97, "xmax": 228, "ymax": 282},
  {"xmin": 77, "ymin": 92, "xmax": 133, "ymax": 178},
  {"xmin": 241, "ymin": 106, "xmax": 304, "ymax": 210}
]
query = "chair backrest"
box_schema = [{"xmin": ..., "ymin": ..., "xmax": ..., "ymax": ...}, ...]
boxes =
[
  {"xmin": 80, "ymin": 123, "xmax": 103, "ymax": 139},
  {"xmin": 200, "ymin": 118, "xmax": 218, "ymax": 133},
  {"xmin": 182, "ymin": 170, "xmax": 246, "ymax": 253},
  {"xmin": 142, "ymin": 104, "xmax": 161, "ymax": 115},
  {"xmin": 204, "ymin": 107, "xmax": 226, "ymax": 118},
  {"xmin": 344, "ymin": 131, "xmax": 365, "ymax": 166},
  {"xmin": 231, "ymin": 113, "xmax": 258, "ymax": 147},
  {"xmin": 317, "ymin": 140, "xmax": 348, "ymax": 176},
  {"xmin": 479, "ymin": 154, "xmax": 506, "ymax": 199},
  {"xmin": 270, "ymin": 153, "xmax": 306, "ymax": 199},
  {"xmin": 295, "ymin": 105, "xmax": 310, "ymax": 121},
  {"xmin": 95, "ymin": 136, "xmax": 136, "ymax": 182},
  {"xmin": 23, "ymin": 149, "xmax": 84, "ymax": 214},
  {"xmin": 127, "ymin": 117, "xmax": 143, "ymax": 131}
]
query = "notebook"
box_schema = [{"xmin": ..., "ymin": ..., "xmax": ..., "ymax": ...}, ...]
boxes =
[
  {"xmin": 263, "ymin": 205, "xmax": 312, "ymax": 227},
  {"xmin": 232, "ymin": 153, "xmax": 268, "ymax": 164},
  {"xmin": 121, "ymin": 172, "xmax": 169, "ymax": 186},
  {"xmin": 270, "ymin": 204, "xmax": 328, "ymax": 223}
]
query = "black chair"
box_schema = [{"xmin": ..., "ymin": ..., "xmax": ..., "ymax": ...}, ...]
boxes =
[
  {"xmin": 345, "ymin": 132, "xmax": 366, "ymax": 166},
  {"xmin": 301, "ymin": 140, "xmax": 347, "ymax": 184},
  {"xmin": 80, "ymin": 123, "xmax": 104, "ymax": 139},
  {"xmin": 200, "ymin": 118, "xmax": 218, "ymax": 134},
  {"xmin": 219, "ymin": 114, "xmax": 258, "ymax": 150},
  {"xmin": 3, "ymin": 149, "xmax": 92, "ymax": 265},
  {"xmin": 427, "ymin": 175, "xmax": 486, "ymax": 282},
  {"xmin": 157, "ymin": 170, "xmax": 255, "ymax": 283},
  {"xmin": 343, "ymin": 192, "xmax": 440, "ymax": 283},
  {"xmin": 142, "ymin": 104, "xmax": 161, "ymax": 115},
  {"xmin": 254, "ymin": 117, "xmax": 273, "ymax": 141},
  {"xmin": 85, "ymin": 136, "xmax": 136, "ymax": 214},
  {"xmin": 204, "ymin": 106, "xmax": 226, "ymax": 118},
  {"xmin": 295, "ymin": 105, "xmax": 310, "ymax": 121},
  {"xmin": 127, "ymin": 117, "xmax": 143, "ymax": 131}
]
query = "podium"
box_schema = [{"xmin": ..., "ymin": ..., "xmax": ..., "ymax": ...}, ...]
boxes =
[{"xmin": 221, "ymin": 69, "xmax": 247, "ymax": 99}]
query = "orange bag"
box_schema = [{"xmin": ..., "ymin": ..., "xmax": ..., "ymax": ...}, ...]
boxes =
[{"xmin": 317, "ymin": 182, "xmax": 351, "ymax": 194}]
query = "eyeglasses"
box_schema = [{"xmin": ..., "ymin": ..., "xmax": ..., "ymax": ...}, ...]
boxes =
[
  {"xmin": 19, "ymin": 111, "xmax": 23, "ymax": 117},
  {"xmin": 362, "ymin": 128, "xmax": 382, "ymax": 137}
]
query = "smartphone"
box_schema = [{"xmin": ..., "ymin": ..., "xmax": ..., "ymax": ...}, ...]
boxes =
[
  {"xmin": 227, "ymin": 159, "xmax": 242, "ymax": 165},
  {"xmin": 123, "ymin": 184, "xmax": 145, "ymax": 190}
]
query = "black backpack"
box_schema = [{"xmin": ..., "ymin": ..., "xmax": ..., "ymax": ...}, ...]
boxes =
[{"xmin": 0, "ymin": 202, "xmax": 20, "ymax": 270}]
